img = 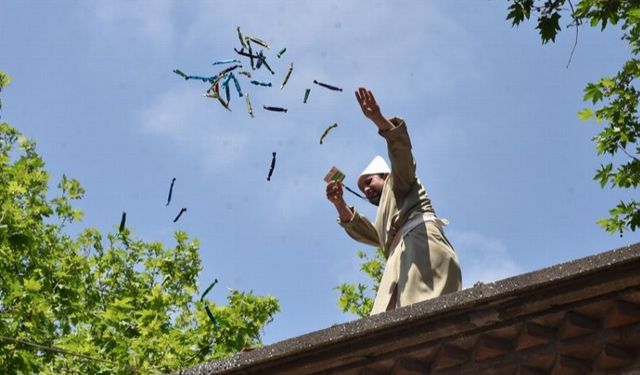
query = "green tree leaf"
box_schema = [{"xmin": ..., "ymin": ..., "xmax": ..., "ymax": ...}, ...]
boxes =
[
  {"xmin": 578, "ymin": 108, "xmax": 594, "ymax": 121},
  {"xmin": 0, "ymin": 74, "xmax": 280, "ymax": 374},
  {"xmin": 507, "ymin": 0, "xmax": 534, "ymax": 26},
  {"xmin": 23, "ymin": 278, "xmax": 42, "ymax": 292},
  {"xmin": 335, "ymin": 247, "xmax": 385, "ymax": 318},
  {"xmin": 536, "ymin": 12, "xmax": 562, "ymax": 44},
  {"xmin": 0, "ymin": 70, "xmax": 11, "ymax": 88}
]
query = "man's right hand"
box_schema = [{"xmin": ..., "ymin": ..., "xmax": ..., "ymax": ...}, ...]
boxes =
[{"xmin": 326, "ymin": 180, "xmax": 344, "ymax": 205}]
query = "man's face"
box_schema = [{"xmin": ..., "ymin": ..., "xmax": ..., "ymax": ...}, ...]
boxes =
[{"xmin": 360, "ymin": 174, "xmax": 387, "ymax": 206}]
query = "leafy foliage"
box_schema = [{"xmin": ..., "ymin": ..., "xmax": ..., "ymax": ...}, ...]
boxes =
[
  {"xmin": 335, "ymin": 248, "xmax": 384, "ymax": 318},
  {"xmin": 0, "ymin": 71, "xmax": 279, "ymax": 374},
  {"xmin": 0, "ymin": 71, "xmax": 9, "ymax": 112},
  {"xmin": 507, "ymin": 0, "xmax": 640, "ymax": 234}
]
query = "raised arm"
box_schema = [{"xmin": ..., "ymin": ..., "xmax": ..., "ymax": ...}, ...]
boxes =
[{"xmin": 355, "ymin": 87, "xmax": 416, "ymax": 197}]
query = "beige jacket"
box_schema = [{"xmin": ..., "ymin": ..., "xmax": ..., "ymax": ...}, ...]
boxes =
[{"xmin": 339, "ymin": 118, "xmax": 461, "ymax": 314}]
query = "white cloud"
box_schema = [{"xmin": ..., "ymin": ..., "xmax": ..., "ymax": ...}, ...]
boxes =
[
  {"xmin": 139, "ymin": 85, "xmax": 250, "ymax": 170},
  {"xmin": 448, "ymin": 231, "xmax": 523, "ymax": 288}
]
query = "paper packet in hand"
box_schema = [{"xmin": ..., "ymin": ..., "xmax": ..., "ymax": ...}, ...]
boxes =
[{"xmin": 323, "ymin": 166, "xmax": 345, "ymax": 183}]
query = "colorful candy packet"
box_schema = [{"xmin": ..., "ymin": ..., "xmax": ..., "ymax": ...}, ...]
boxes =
[
  {"xmin": 250, "ymin": 80, "xmax": 272, "ymax": 87},
  {"xmin": 200, "ymin": 279, "xmax": 219, "ymax": 325},
  {"xmin": 212, "ymin": 59, "xmax": 241, "ymax": 66},
  {"xmin": 280, "ymin": 63, "xmax": 293, "ymax": 90},
  {"xmin": 267, "ymin": 152, "xmax": 277, "ymax": 181},
  {"xmin": 173, "ymin": 208, "xmax": 187, "ymax": 222},
  {"xmin": 320, "ymin": 123, "xmax": 338, "ymax": 144},
  {"xmin": 263, "ymin": 106, "xmax": 287, "ymax": 112},
  {"xmin": 323, "ymin": 167, "xmax": 366, "ymax": 200},
  {"xmin": 245, "ymin": 93, "xmax": 254, "ymax": 118},
  {"xmin": 166, "ymin": 177, "xmax": 176, "ymax": 206},
  {"xmin": 313, "ymin": 79, "xmax": 343, "ymax": 91},
  {"xmin": 244, "ymin": 35, "xmax": 270, "ymax": 49}
]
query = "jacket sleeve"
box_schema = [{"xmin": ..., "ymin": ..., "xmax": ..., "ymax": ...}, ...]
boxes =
[
  {"xmin": 337, "ymin": 207, "xmax": 380, "ymax": 247},
  {"xmin": 379, "ymin": 117, "xmax": 416, "ymax": 199}
]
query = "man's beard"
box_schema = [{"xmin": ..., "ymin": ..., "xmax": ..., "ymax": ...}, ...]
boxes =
[{"xmin": 368, "ymin": 194, "xmax": 381, "ymax": 206}]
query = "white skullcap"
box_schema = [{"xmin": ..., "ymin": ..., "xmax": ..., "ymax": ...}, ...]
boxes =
[{"xmin": 357, "ymin": 155, "xmax": 390, "ymax": 190}]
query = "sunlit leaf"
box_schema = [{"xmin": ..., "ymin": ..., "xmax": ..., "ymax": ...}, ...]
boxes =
[{"xmin": 578, "ymin": 108, "xmax": 594, "ymax": 121}]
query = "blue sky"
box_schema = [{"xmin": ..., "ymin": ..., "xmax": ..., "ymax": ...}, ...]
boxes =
[{"xmin": 1, "ymin": 1, "xmax": 637, "ymax": 344}]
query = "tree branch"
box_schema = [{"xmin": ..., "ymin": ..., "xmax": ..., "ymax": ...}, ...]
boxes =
[
  {"xmin": 618, "ymin": 142, "xmax": 640, "ymax": 162},
  {"xmin": 566, "ymin": 0, "xmax": 580, "ymax": 68}
]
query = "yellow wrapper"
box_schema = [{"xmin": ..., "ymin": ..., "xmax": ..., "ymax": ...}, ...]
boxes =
[{"xmin": 323, "ymin": 166, "xmax": 345, "ymax": 183}]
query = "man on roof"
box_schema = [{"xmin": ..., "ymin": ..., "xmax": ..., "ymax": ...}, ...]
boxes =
[{"xmin": 326, "ymin": 87, "xmax": 462, "ymax": 315}]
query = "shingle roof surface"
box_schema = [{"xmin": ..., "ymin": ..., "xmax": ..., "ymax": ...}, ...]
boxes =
[{"xmin": 176, "ymin": 242, "xmax": 640, "ymax": 375}]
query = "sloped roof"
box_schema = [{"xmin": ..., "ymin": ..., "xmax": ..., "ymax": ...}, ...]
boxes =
[{"xmin": 176, "ymin": 242, "xmax": 640, "ymax": 374}]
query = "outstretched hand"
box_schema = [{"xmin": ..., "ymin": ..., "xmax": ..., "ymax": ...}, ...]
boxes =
[
  {"xmin": 355, "ymin": 87, "xmax": 383, "ymax": 122},
  {"xmin": 355, "ymin": 87, "xmax": 393, "ymax": 131}
]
